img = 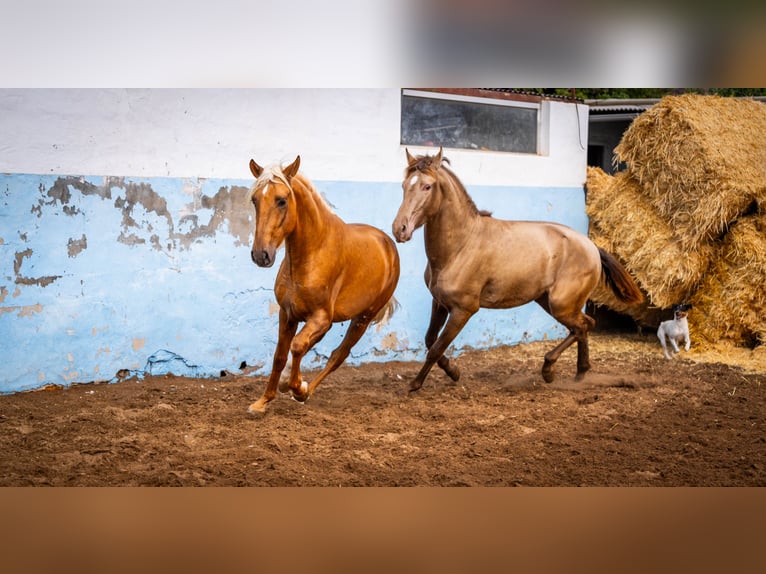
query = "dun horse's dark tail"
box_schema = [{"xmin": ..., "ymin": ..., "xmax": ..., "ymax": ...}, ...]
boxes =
[{"xmin": 598, "ymin": 248, "xmax": 644, "ymax": 304}]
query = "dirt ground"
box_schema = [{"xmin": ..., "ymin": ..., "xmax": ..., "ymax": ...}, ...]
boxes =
[{"xmin": 1, "ymin": 332, "xmax": 765, "ymax": 486}]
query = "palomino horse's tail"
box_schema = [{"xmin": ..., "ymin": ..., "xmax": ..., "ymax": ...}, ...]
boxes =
[
  {"xmin": 598, "ymin": 248, "xmax": 644, "ymax": 304},
  {"xmin": 372, "ymin": 296, "xmax": 400, "ymax": 326}
]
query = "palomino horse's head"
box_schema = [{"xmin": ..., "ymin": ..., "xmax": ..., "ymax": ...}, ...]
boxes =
[
  {"xmin": 392, "ymin": 147, "xmax": 446, "ymax": 243},
  {"xmin": 248, "ymin": 155, "xmax": 301, "ymax": 267}
]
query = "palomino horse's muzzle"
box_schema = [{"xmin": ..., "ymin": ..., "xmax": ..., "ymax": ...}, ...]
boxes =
[{"xmin": 252, "ymin": 247, "xmax": 276, "ymax": 268}]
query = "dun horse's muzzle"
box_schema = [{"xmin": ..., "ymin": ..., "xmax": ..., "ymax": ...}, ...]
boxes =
[
  {"xmin": 392, "ymin": 220, "xmax": 413, "ymax": 243},
  {"xmin": 252, "ymin": 247, "xmax": 275, "ymax": 268}
]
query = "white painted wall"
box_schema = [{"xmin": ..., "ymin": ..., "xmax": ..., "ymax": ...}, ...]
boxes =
[
  {"xmin": 0, "ymin": 89, "xmax": 589, "ymax": 393},
  {"xmin": 0, "ymin": 89, "xmax": 587, "ymax": 187}
]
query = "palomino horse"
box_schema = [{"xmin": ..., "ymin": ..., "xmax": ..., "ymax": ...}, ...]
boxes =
[
  {"xmin": 247, "ymin": 156, "xmax": 400, "ymax": 413},
  {"xmin": 392, "ymin": 148, "xmax": 643, "ymax": 391}
]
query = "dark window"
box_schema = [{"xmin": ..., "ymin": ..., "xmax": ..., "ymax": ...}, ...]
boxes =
[{"xmin": 401, "ymin": 90, "xmax": 538, "ymax": 153}]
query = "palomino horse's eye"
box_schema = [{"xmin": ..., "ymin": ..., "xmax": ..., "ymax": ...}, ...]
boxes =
[
  {"xmin": 276, "ymin": 197, "xmax": 287, "ymax": 208},
  {"xmin": 423, "ymin": 184, "xmax": 432, "ymax": 191}
]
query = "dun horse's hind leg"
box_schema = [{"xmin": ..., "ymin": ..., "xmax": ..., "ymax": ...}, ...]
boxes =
[
  {"xmin": 541, "ymin": 333, "xmax": 577, "ymax": 383},
  {"xmin": 426, "ymin": 299, "xmax": 461, "ymax": 381},
  {"xmin": 540, "ymin": 309, "xmax": 595, "ymax": 383},
  {"xmin": 248, "ymin": 310, "xmax": 298, "ymax": 413},
  {"xmin": 294, "ymin": 315, "xmax": 373, "ymax": 402},
  {"xmin": 410, "ymin": 307, "xmax": 473, "ymax": 392}
]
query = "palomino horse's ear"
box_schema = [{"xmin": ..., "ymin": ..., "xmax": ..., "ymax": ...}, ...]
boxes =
[
  {"xmin": 282, "ymin": 155, "xmax": 301, "ymax": 180},
  {"xmin": 249, "ymin": 159, "xmax": 264, "ymax": 178},
  {"xmin": 405, "ymin": 148, "xmax": 416, "ymax": 166},
  {"xmin": 433, "ymin": 147, "xmax": 444, "ymax": 169}
]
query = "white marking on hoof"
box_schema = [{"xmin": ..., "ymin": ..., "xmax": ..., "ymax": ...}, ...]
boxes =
[{"xmin": 290, "ymin": 379, "xmax": 309, "ymax": 403}]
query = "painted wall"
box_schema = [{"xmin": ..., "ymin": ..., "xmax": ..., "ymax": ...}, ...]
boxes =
[{"xmin": 0, "ymin": 89, "xmax": 589, "ymax": 393}]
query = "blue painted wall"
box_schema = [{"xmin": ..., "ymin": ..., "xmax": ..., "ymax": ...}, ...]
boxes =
[{"xmin": 0, "ymin": 173, "xmax": 587, "ymax": 393}]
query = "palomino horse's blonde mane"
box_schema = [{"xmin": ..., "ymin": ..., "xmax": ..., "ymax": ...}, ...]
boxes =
[{"xmin": 250, "ymin": 163, "xmax": 333, "ymax": 212}]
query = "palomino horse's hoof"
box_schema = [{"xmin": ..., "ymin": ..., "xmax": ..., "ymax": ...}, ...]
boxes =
[
  {"xmin": 290, "ymin": 380, "xmax": 310, "ymax": 403},
  {"xmin": 247, "ymin": 400, "xmax": 268, "ymax": 415}
]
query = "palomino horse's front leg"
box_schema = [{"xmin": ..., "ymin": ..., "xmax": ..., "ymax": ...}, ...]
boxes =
[
  {"xmin": 425, "ymin": 299, "xmax": 461, "ymax": 381},
  {"xmin": 409, "ymin": 307, "xmax": 474, "ymax": 392},
  {"xmin": 248, "ymin": 309, "xmax": 298, "ymax": 413},
  {"xmin": 285, "ymin": 312, "xmax": 332, "ymax": 403}
]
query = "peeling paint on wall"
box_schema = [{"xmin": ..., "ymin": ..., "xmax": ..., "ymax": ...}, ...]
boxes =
[
  {"xmin": 67, "ymin": 235, "xmax": 87, "ymax": 257},
  {"xmin": 13, "ymin": 248, "xmax": 61, "ymax": 287},
  {"xmin": 0, "ymin": 303, "xmax": 44, "ymax": 318}
]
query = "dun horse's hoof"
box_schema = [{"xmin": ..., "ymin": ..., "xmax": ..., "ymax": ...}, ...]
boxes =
[
  {"xmin": 541, "ymin": 370, "xmax": 555, "ymax": 384},
  {"xmin": 445, "ymin": 365, "xmax": 461, "ymax": 381},
  {"xmin": 408, "ymin": 381, "xmax": 423, "ymax": 393}
]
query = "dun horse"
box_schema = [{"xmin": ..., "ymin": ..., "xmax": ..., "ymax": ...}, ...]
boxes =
[
  {"xmin": 392, "ymin": 148, "xmax": 643, "ymax": 391},
  {"xmin": 247, "ymin": 156, "xmax": 400, "ymax": 413}
]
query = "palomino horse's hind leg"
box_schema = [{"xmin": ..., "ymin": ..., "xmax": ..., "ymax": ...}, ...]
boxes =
[
  {"xmin": 425, "ymin": 299, "xmax": 461, "ymax": 381},
  {"xmin": 293, "ymin": 315, "xmax": 374, "ymax": 403},
  {"xmin": 410, "ymin": 307, "xmax": 473, "ymax": 392},
  {"xmin": 248, "ymin": 311, "xmax": 298, "ymax": 413}
]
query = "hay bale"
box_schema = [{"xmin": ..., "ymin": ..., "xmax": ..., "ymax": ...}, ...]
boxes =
[
  {"xmin": 614, "ymin": 94, "xmax": 766, "ymax": 248},
  {"xmin": 586, "ymin": 167, "xmax": 715, "ymax": 309},
  {"xmin": 689, "ymin": 212, "xmax": 766, "ymax": 347}
]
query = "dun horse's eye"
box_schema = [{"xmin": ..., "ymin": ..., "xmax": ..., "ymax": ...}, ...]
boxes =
[{"xmin": 423, "ymin": 184, "xmax": 431, "ymax": 191}]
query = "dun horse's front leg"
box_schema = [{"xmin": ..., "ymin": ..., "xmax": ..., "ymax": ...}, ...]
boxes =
[
  {"xmin": 410, "ymin": 307, "xmax": 473, "ymax": 392},
  {"xmin": 248, "ymin": 310, "xmax": 298, "ymax": 413},
  {"xmin": 425, "ymin": 299, "xmax": 461, "ymax": 382}
]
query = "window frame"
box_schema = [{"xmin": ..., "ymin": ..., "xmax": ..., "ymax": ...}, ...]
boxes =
[{"xmin": 400, "ymin": 88, "xmax": 545, "ymax": 155}]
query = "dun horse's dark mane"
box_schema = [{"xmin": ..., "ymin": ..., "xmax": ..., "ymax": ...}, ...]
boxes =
[{"xmin": 407, "ymin": 154, "xmax": 492, "ymax": 218}]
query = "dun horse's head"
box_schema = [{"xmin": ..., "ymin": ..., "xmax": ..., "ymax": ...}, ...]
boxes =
[
  {"xmin": 248, "ymin": 155, "xmax": 301, "ymax": 267},
  {"xmin": 392, "ymin": 147, "xmax": 445, "ymax": 243}
]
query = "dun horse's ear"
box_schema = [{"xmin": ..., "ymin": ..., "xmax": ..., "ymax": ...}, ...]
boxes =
[
  {"xmin": 249, "ymin": 159, "xmax": 264, "ymax": 178},
  {"xmin": 283, "ymin": 155, "xmax": 301, "ymax": 180},
  {"xmin": 405, "ymin": 148, "xmax": 416, "ymax": 166},
  {"xmin": 433, "ymin": 147, "xmax": 444, "ymax": 169}
]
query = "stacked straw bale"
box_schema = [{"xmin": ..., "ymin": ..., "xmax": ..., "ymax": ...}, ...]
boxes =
[
  {"xmin": 689, "ymin": 212, "xmax": 766, "ymax": 347},
  {"xmin": 586, "ymin": 167, "xmax": 714, "ymax": 309},
  {"xmin": 586, "ymin": 94, "xmax": 766, "ymax": 348},
  {"xmin": 614, "ymin": 94, "xmax": 766, "ymax": 247}
]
